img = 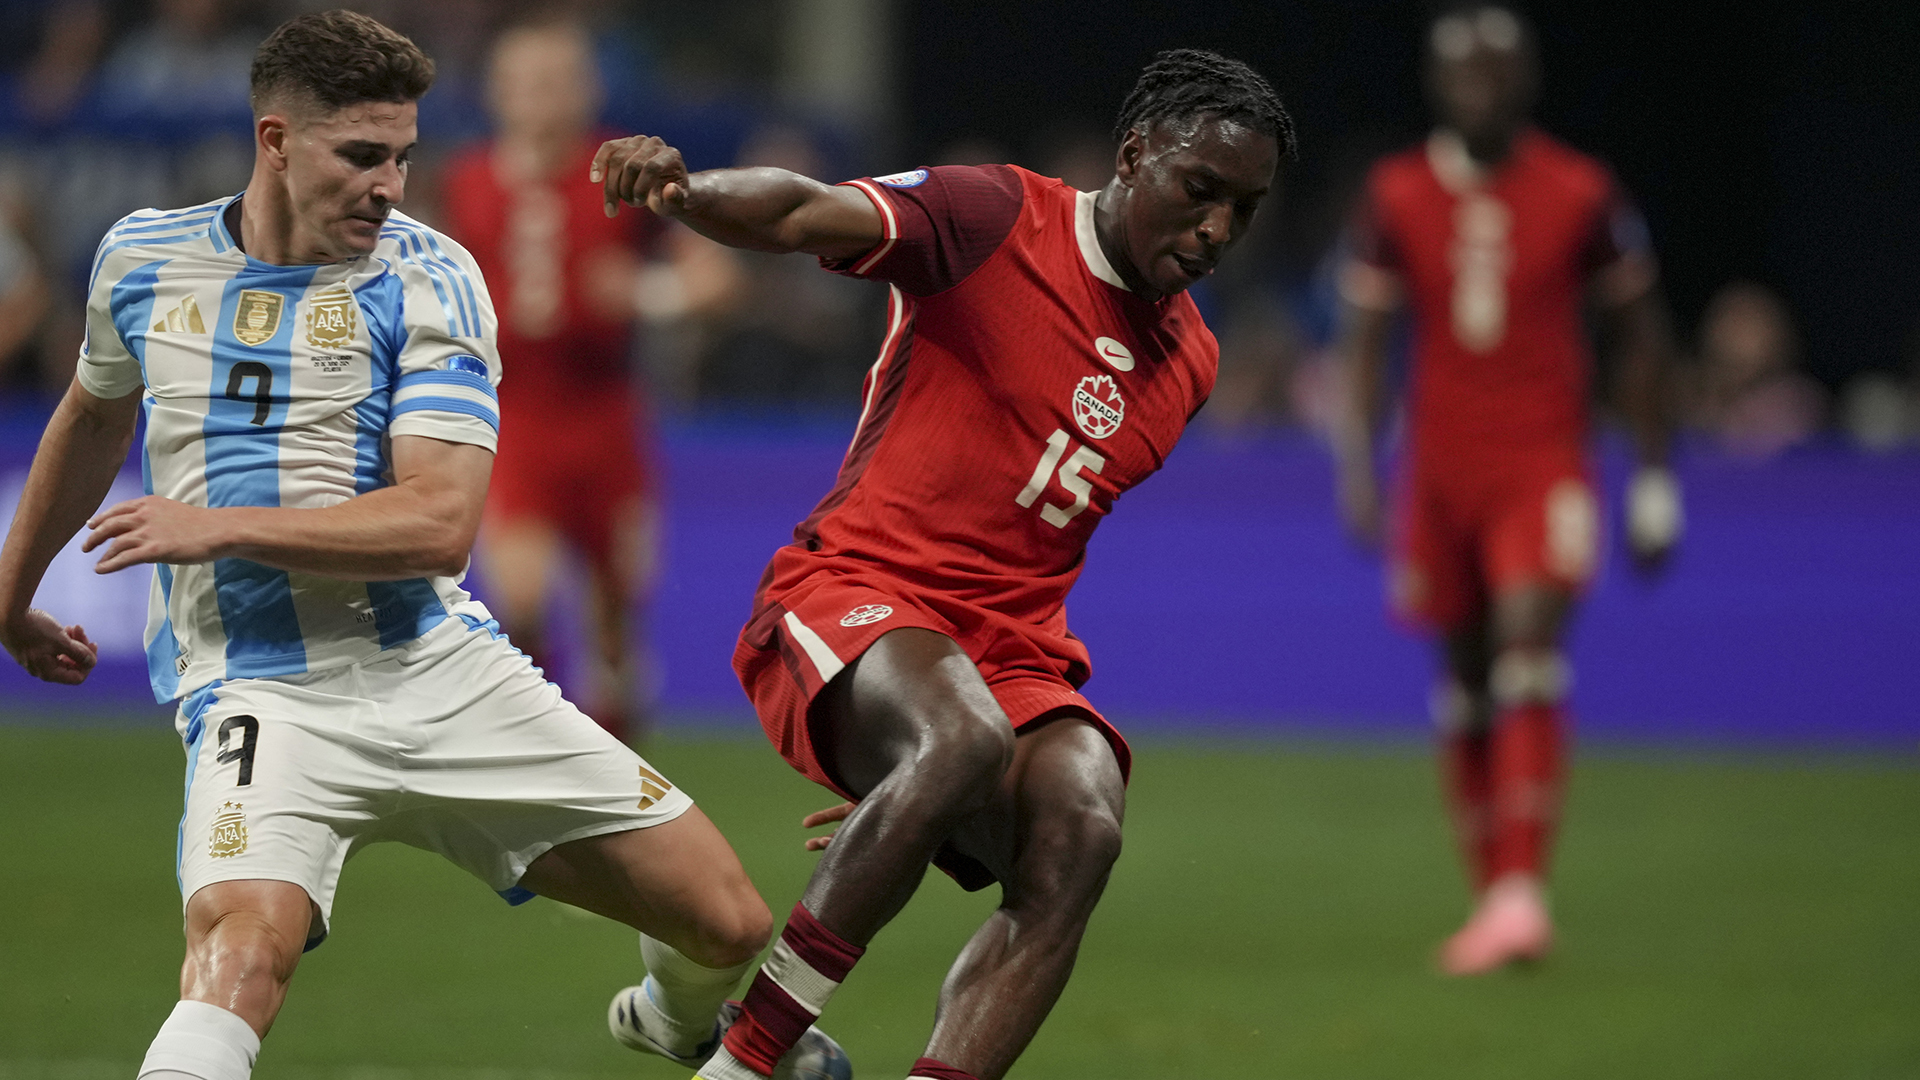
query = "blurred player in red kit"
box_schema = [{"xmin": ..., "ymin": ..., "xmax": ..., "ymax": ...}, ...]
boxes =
[
  {"xmin": 444, "ymin": 17, "xmax": 666, "ymax": 741},
  {"xmin": 595, "ymin": 50, "xmax": 1291, "ymax": 1080},
  {"xmin": 1334, "ymin": 4, "xmax": 1681, "ymax": 974}
]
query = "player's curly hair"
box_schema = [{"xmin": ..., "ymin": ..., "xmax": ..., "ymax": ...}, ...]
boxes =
[
  {"xmin": 250, "ymin": 10, "xmax": 435, "ymax": 117},
  {"xmin": 1112, "ymin": 49, "xmax": 1297, "ymax": 160}
]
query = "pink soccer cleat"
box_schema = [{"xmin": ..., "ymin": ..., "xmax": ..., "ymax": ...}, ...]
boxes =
[{"xmin": 1439, "ymin": 874, "xmax": 1554, "ymax": 975}]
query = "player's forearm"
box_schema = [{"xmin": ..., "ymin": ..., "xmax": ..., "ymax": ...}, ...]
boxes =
[
  {"xmin": 1334, "ymin": 306, "xmax": 1393, "ymax": 476},
  {"xmin": 0, "ymin": 382, "xmax": 137, "ymax": 616},
  {"xmin": 677, "ymin": 168, "xmax": 874, "ymax": 258},
  {"xmin": 1612, "ymin": 293, "xmax": 1674, "ymax": 467},
  {"xmin": 210, "ymin": 486, "xmax": 475, "ymax": 581}
]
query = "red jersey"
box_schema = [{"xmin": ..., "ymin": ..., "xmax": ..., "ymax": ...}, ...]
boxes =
[
  {"xmin": 442, "ymin": 139, "xmax": 656, "ymax": 401},
  {"xmin": 752, "ymin": 164, "xmax": 1217, "ymax": 656},
  {"xmin": 1343, "ymin": 128, "xmax": 1655, "ymax": 464}
]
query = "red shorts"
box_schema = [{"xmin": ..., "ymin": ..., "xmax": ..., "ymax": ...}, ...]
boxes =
[
  {"xmin": 733, "ymin": 560, "xmax": 1133, "ymax": 802},
  {"xmin": 487, "ymin": 393, "xmax": 651, "ymax": 570},
  {"xmin": 1389, "ymin": 448, "xmax": 1600, "ymax": 632}
]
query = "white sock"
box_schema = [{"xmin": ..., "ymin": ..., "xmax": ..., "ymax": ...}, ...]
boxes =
[
  {"xmin": 138, "ymin": 1000, "xmax": 260, "ymax": 1080},
  {"xmin": 639, "ymin": 934, "xmax": 755, "ymax": 1056},
  {"xmin": 695, "ymin": 1045, "xmax": 764, "ymax": 1080}
]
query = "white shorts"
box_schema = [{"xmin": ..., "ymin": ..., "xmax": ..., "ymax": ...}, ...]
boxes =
[{"xmin": 173, "ymin": 609, "xmax": 692, "ymax": 947}]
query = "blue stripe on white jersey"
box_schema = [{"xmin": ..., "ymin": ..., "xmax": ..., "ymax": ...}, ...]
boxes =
[
  {"xmin": 386, "ymin": 218, "xmax": 481, "ymax": 336},
  {"xmin": 353, "ymin": 268, "xmax": 450, "ymax": 649},
  {"xmin": 205, "ymin": 264, "xmax": 316, "ymax": 678},
  {"xmin": 89, "ymin": 207, "xmax": 224, "ymax": 292}
]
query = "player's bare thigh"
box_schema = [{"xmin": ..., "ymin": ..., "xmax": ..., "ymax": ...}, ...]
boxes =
[
  {"xmin": 811, "ymin": 626, "xmax": 1014, "ymax": 800},
  {"xmin": 517, "ymin": 806, "xmax": 771, "ymax": 969},
  {"xmin": 179, "ymin": 879, "xmax": 322, "ymax": 1037}
]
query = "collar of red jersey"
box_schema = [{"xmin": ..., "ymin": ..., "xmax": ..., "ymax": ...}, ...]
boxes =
[{"xmin": 1075, "ymin": 189, "xmax": 1130, "ymax": 291}]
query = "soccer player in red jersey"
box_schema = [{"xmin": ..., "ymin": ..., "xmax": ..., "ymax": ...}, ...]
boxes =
[
  {"xmin": 1333, "ymin": 4, "xmax": 1681, "ymax": 975},
  {"xmin": 594, "ymin": 50, "xmax": 1292, "ymax": 1080},
  {"xmin": 442, "ymin": 18, "xmax": 663, "ymax": 741}
]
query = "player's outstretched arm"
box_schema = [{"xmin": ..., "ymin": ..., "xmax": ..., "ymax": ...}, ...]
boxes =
[
  {"xmin": 0, "ymin": 377, "xmax": 140, "ymax": 683},
  {"xmin": 591, "ymin": 135, "xmax": 882, "ymax": 260},
  {"xmin": 1333, "ymin": 300, "xmax": 1396, "ymax": 548},
  {"xmin": 83, "ymin": 435, "xmax": 491, "ymax": 582},
  {"xmin": 1602, "ymin": 289, "xmax": 1683, "ymax": 570}
]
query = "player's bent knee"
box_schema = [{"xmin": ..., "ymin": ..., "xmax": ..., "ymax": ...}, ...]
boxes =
[
  {"xmin": 188, "ymin": 910, "xmax": 304, "ymax": 991},
  {"xmin": 923, "ymin": 709, "xmax": 1015, "ymax": 793},
  {"xmin": 706, "ymin": 889, "xmax": 774, "ymax": 968},
  {"xmin": 1014, "ymin": 795, "xmax": 1124, "ymax": 908}
]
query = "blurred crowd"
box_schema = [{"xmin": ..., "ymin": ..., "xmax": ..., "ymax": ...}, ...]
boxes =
[{"xmin": 0, "ymin": 0, "xmax": 1916, "ymax": 456}]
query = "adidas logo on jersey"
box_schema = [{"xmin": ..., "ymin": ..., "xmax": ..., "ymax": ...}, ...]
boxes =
[{"xmin": 151, "ymin": 294, "xmax": 207, "ymax": 334}]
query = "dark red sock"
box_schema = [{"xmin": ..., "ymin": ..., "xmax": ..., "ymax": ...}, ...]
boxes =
[
  {"xmin": 722, "ymin": 904, "xmax": 865, "ymax": 1075},
  {"xmin": 1489, "ymin": 702, "xmax": 1567, "ymax": 881},
  {"xmin": 1440, "ymin": 728, "xmax": 1496, "ymax": 891},
  {"xmin": 909, "ymin": 1058, "xmax": 982, "ymax": 1080}
]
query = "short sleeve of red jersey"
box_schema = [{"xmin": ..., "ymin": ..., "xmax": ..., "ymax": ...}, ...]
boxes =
[
  {"xmin": 822, "ymin": 164, "xmax": 1025, "ymax": 297},
  {"xmin": 1583, "ymin": 179, "xmax": 1659, "ymax": 307},
  {"xmin": 1337, "ymin": 170, "xmax": 1406, "ymax": 311}
]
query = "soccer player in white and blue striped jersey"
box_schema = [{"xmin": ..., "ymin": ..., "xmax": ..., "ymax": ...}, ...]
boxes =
[{"xmin": 0, "ymin": 11, "xmax": 846, "ymax": 1080}]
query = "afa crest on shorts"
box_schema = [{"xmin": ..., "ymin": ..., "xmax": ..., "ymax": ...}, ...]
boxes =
[
  {"xmin": 209, "ymin": 800, "xmax": 248, "ymax": 858},
  {"xmin": 233, "ymin": 290, "xmax": 284, "ymax": 346}
]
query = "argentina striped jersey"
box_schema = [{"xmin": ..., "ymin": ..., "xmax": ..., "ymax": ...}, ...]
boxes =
[{"xmin": 75, "ymin": 195, "xmax": 502, "ymax": 703}]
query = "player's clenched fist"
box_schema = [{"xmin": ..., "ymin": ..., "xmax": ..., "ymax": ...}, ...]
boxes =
[
  {"xmin": 590, "ymin": 135, "xmax": 689, "ymax": 219},
  {"xmin": 0, "ymin": 608, "xmax": 98, "ymax": 685}
]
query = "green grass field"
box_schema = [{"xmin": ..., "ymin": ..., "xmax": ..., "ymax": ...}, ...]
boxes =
[{"xmin": 2, "ymin": 723, "xmax": 1915, "ymax": 1080}]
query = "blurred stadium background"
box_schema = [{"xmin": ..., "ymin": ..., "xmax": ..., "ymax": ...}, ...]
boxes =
[{"xmin": 0, "ymin": 1, "xmax": 1914, "ymax": 1078}]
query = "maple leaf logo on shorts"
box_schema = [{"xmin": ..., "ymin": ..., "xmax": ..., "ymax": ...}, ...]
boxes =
[
  {"xmin": 1072, "ymin": 375, "xmax": 1126, "ymax": 440},
  {"xmin": 840, "ymin": 604, "xmax": 894, "ymax": 627}
]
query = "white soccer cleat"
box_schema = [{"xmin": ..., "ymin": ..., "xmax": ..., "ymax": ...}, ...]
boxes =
[{"xmin": 609, "ymin": 983, "xmax": 853, "ymax": 1080}]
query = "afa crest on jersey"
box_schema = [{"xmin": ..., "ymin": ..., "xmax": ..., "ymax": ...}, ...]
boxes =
[
  {"xmin": 1072, "ymin": 375, "xmax": 1125, "ymax": 440},
  {"xmin": 306, "ymin": 286, "xmax": 359, "ymax": 348}
]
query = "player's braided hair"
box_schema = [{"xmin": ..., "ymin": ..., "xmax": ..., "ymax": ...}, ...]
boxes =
[
  {"xmin": 251, "ymin": 10, "xmax": 435, "ymax": 116},
  {"xmin": 1112, "ymin": 49, "xmax": 1297, "ymax": 160}
]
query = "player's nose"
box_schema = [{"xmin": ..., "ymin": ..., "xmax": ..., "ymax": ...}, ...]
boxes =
[
  {"xmin": 1196, "ymin": 202, "xmax": 1234, "ymax": 250},
  {"xmin": 371, "ymin": 160, "xmax": 406, "ymax": 206}
]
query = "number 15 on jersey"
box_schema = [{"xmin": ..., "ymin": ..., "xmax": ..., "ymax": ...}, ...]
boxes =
[{"xmin": 1016, "ymin": 428, "xmax": 1106, "ymax": 528}]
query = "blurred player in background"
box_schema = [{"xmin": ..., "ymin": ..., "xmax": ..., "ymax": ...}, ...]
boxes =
[
  {"xmin": 595, "ymin": 49, "xmax": 1291, "ymax": 1080},
  {"xmin": 444, "ymin": 15, "xmax": 693, "ymax": 743},
  {"xmin": 0, "ymin": 12, "xmax": 844, "ymax": 1080},
  {"xmin": 1333, "ymin": 3, "xmax": 1680, "ymax": 974}
]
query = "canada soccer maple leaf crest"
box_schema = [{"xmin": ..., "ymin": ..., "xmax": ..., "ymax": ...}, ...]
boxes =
[{"xmin": 1072, "ymin": 374, "xmax": 1125, "ymax": 440}]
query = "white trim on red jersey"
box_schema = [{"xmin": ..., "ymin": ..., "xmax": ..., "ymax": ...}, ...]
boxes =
[
  {"xmin": 848, "ymin": 285, "xmax": 909, "ymax": 453},
  {"xmin": 845, "ymin": 179, "xmax": 900, "ymax": 276},
  {"xmin": 1074, "ymin": 189, "xmax": 1128, "ymax": 291}
]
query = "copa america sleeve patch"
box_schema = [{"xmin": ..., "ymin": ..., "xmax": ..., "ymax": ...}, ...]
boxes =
[{"xmin": 874, "ymin": 168, "xmax": 930, "ymax": 188}]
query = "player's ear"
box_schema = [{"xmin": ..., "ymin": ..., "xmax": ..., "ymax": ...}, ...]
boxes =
[
  {"xmin": 1114, "ymin": 127, "xmax": 1145, "ymax": 186},
  {"xmin": 257, "ymin": 113, "xmax": 292, "ymax": 172}
]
